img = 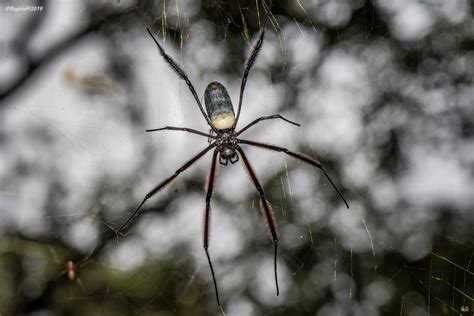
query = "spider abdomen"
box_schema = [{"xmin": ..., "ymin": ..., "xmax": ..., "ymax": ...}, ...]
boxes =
[{"xmin": 204, "ymin": 82, "xmax": 235, "ymax": 130}]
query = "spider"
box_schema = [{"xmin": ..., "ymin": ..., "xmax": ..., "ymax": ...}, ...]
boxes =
[
  {"xmin": 48, "ymin": 237, "xmax": 100, "ymax": 288},
  {"xmin": 117, "ymin": 4, "xmax": 349, "ymax": 306}
]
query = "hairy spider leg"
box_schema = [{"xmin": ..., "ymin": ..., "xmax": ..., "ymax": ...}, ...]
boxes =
[
  {"xmin": 116, "ymin": 144, "xmax": 216, "ymax": 235},
  {"xmin": 70, "ymin": 233, "xmax": 102, "ymax": 276},
  {"xmin": 146, "ymin": 126, "xmax": 216, "ymax": 139},
  {"xmin": 236, "ymin": 114, "xmax": 301, "ymax": 136},
  {"xmin": 143, "ymin": 114, "xmax": 300, "ymax": 140},
  {"xmin": 236, "ymin": 146, "xmax": 280, "ymax": 296},
  {"xmin": 238, "ymin": 139, "xmax": 349, "ymax": 208},
  {"xmin": 204, "ymin": 150, "xmax": 221, "ymax": 306},
  {"xmin": 234, "ymin": 1, "xmax": 272, "ymax": 128},
  {"xmin": 146, "ymin": 28, "xmax": 216, "ymax": 131}
]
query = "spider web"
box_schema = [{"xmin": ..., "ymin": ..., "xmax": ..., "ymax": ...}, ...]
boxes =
[{"xmin": 0, "ymin": 0, "xmax": 473, "ymax": 315}]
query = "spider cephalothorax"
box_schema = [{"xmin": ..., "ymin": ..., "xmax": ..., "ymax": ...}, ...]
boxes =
[
  {"xmin": 117, "ymin": 1, "xmax": 349, "ymax": 307},
  {"xmin": 215, "ymin": 132, "xmax": 238, "ymax": 165}
]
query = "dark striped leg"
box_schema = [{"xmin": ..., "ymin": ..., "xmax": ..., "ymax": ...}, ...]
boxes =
[
  {"xmin": 116, "ymin": 143, "xmax": 216, "ymax": 235},
  {"xmin": 236, "ymin": 114, "xmax": 300, "ymax": 136},
  {"xmin": 233, "ymin": 0, "xmax": 273, "ymax": 127},
  {"xmin": 146, "ymin": 126, "xmax": 216, "ymax": 139},
  {"xmin": 236, "ymin": 146, "xmax": 279, "ymax": 296},
  {"xmin": 203, "ymin": 149, "xmax": 221, "ymax": 306},
  {"xmin": 238, "ymin": 139, "xmax": 349, "ymax": 208},
  {"xmin": 146, "ymin": 28, "xmax": 215, "ymax": 130}
]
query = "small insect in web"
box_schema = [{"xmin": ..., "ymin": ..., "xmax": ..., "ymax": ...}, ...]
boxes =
[{"xmin": 117, "ymin": 1, "xmax": 349, "ymax": 306}]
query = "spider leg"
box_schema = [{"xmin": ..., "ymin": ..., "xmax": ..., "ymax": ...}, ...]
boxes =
[
  {"xmin": 74, "ymin": 232, "xmax": 102, "ymax": 270},
  {"xmin": 116, "ymin": 143, "xmax": 216, "ymax": 235},
  {"xmin": 238, "ymin": 139, "xmax": 349, "ymax": 208},
  {"xmin": 146, "ymin": 28, "xmax": 215, "ymax": 131},
  {"xmin": 236, "ymin": 146, "xmax": 279, "ymax": 296},
  {"xmin": 203, "ymin": 150, "xmax": 221, "ymax": 306},
  {"xmin": 233, "ymin": 0, "xmax": 273, "ymax": 128},
  {"xmin": 207, "ymin": 129, "xmax": 216, "ymax": 144},
  {"xmin": 146, "ymin": 126, "xmax": 216, "ymax": 139},
  {"xmin": 236, "ymin": 114, "xmax": 301, "ymax": 136}
]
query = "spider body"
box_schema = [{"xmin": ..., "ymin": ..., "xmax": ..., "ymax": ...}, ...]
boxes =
[
  {"xmin": 118, "ymin": 3, "xmax": 348, "ymax": 306},
  {"xmin": 204, "ymin": 81, "xmax": 240, "ymax": 164},
  {"xmin": 66, "ymin": 260, "xmax": 78, "ymax": 281},
  {"xmin": 49, "ymin": 244, "xmax": 98, "ymax": 283}
]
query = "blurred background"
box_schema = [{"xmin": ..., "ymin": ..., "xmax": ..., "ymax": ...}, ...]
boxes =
[{"xmin": 1, "ymin": 0, "xmax": 473, "ymax": 315}]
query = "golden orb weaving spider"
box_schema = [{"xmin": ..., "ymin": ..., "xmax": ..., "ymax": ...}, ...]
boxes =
[{"xmin": 117, "ymin": 3, "xmax": 349, "ymax": 306}]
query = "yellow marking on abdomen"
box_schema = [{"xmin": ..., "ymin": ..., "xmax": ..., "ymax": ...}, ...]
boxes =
[{"xmin": 212, "ymin": 114, "xmax": 235, "ymax": 130}]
